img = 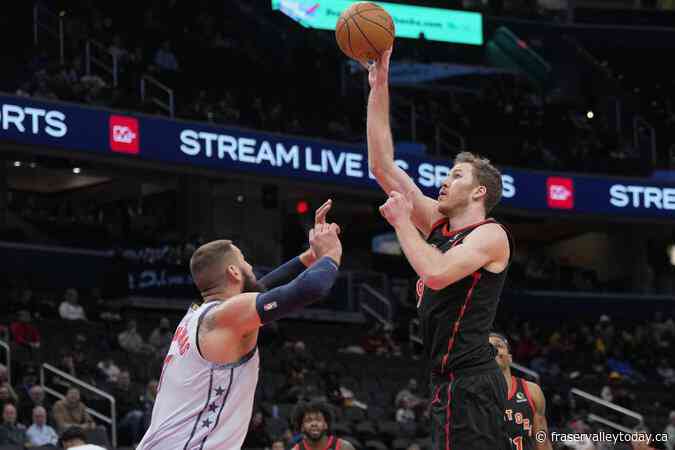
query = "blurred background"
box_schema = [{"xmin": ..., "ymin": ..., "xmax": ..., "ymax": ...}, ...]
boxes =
[{"xmin": 0, "ymin": 0, "xmax": 674, "ymax": 449}]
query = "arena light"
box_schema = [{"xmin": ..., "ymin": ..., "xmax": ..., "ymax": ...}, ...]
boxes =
[
  {"xmin": 72, "ymin": 167, "xmax": 81, "ymax": 174},
  {"xmin": 13, "ymin": 161, "xmax": 21, "ymax": 167},
  {"xmin": 668, "ymin": 244, "xmax": 675, "ymax": 266},
  {"xmin": 271, "ymin": 0, "xmax": 483, "ymax": 45},
  {"xmin": 296, "ymin": 200, "xmax": 309, "ymax": 215},
  {"xmin": 587, "ymin": 111, "xmax": 594, "ymax": 119}
]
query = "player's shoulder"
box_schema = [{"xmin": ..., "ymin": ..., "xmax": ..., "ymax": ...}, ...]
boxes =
[
  {"xmin": 523, "ymin": 379, "xmax": 544, "ymax": 397},
  {"xmin": 463, "ymin": 220, "xmax": 509, "ymax": 250},
  {"xmin": 523, "ymin": 379, "xmax": 546, "ymax": 411},
  {"xmin": 470, "ymin": 220, "xmax": 508, "ymax": 239}
]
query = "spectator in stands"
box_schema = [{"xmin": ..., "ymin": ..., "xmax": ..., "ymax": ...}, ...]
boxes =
[
  {"xmin": 108, "ymin": 34, "xmax": 129, "ymax": 64},
  {"xmin": 271, "ymin": 438, "xmax": 286, "ymax": 450},
  {"xmin": 153, "ymin": 40, "xmax": 179, "ymax": 72},
  {"xmin": 10, "ymin": 310, "xmax": 41, "ymax": 350},
  {"xmin": 148, "ymin": 317, "xmax": 173, "ymax": 355},
  {"xmin": 52, "ymin": 352, "xmax": 78, "ymax": 390},
  {"xmin": 360, "ymin": 323, "xmax": 401, "ymax": 356},
  {"xmin": 407, "ymin": 444, "xmax": 421, "ymax": 450},
  {"xmin": 281, "ymin": 340, "xmax": 313, "ymax": 373},
  {"xmin": 0, "ymin": 386, "xmax": 12, "ymax": 414},
  {"xmin": 657, "ymin": 358, "xmax": 675, "ymax": 386},
  {"xmin": 665, "ymin": 411, "xmax": 675, "ymax": 450},
  {"xmin": 96, "ymin": 357, "xmax": 121, "ymax": 384},
  {"xmin": 52, "ymin": 387, "xmax": 96, "ymax": 433},
  {"xmin": 112, "ymin": 369, "xmax": 144, "ymax": 445},
  {"xmin": 242, "ymin": 410, "xmax": 271, "ymax": 448},
  {"xmin": 14, "ymin": 365, "xmax": 38, "ymax": 407},
  {"xmin": 275, "ymin": 364, "xmax": 306, "ymax": 403},
  {"xmin": 118, "ymin": 320, "xmax": 153, "ymax": 354},
  {"xmin": 395, "ymin": 378, "xmax": 423, "ymax": 410},
  {"xmin": 0, "ymin": 403, "xmax": 27, "ymax": 446},
  {"xmin": 26, "ymin": 405, "xmax": 58, "ymax": 446},
  {"xmin": 0, "ymin": 366, "xmax": 9, "ymax": 386},
  {"xmin": 18, "ymin": 385, "xmax": 51, "ymax": 426},
  {"xmin": 59, "ymin": 425, "xmax": 106, "ymax": 450},
  {"xmin": 9, "ymin": 289, "xmax": 35, "ymax": 315},
  {"xmin": 395, "ymin": 396, "xmax": 416, "ymax": 436},
  {"xmin": 59, "ymin": 288, "xmax": 87, "ymax": 321},
  {"xmin": 89, "ymin": 287, "xmax": 121, "ymax": 323},
  {"xmin": 0, "ymin": 384, "xmax": 18, "ymax": 412},
  {"xmin": 607, "ymin": 349, "xmax": 646, "ymax": 383}
]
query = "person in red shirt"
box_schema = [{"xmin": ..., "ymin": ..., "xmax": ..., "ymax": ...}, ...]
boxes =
[{"xmin": 10, "ymin": 310, "xmax": 41, "ymax": 349}]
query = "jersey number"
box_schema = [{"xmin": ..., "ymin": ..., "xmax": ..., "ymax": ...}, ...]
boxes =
[{"xmin": 511, "ymin": 436, "xmax": 523, "ymax": 450}]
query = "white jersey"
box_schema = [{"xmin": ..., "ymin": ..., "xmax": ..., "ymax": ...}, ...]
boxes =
[{"xmin": 138, "ymin": 302, "xmax": 259, "ymax": 450}]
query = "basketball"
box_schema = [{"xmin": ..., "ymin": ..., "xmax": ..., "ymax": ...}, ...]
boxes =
[{"xmin": 335, "ymin": 2, "xmax": 395, "ymax": 61}]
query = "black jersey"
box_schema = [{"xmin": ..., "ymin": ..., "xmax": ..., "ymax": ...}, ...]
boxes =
[
  {"xmin": 292, "ymin": 436, "xmax": 343, "ymax": 450},
  {"xmin": 416, "ymin": 218, "xmax": 513, "ymax": 375},
  {"xmin": 504, "ymin": 376, "xmax": 536, "ymax": 450}
]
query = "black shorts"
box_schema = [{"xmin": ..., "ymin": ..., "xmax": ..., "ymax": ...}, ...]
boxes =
[{"xmin": 430, "ymin": 364, "xmax": 512, "ymax": 450}]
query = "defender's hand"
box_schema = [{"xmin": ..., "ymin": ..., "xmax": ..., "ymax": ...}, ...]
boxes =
[{"xmin": 309, "ymin": 223, "xmax": 342, "ymax": 266}]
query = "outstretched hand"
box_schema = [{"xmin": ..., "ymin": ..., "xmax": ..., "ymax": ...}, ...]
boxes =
[
  {"xmin": 302, "ymin": 199, "xmax": 342, "ymax": 265},
  {"xmin": 367, "ymin": 47, "xmax": 392, "ymax": 90},
  {"xmin": 309, "ymin": 223, "xmax": 342, "ymax": 266},
  {"xmin": 314, "ymin": 199, "xmax": 341, "ymax": 235},
  {"xmin": 379, "ymin": 190, "xmax": 413, "ymax": 228}
]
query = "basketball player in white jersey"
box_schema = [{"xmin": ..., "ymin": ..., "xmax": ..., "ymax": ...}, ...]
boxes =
[{"xmin": 138, "ymin": 200, "xmax": 342, "ymax": 450}]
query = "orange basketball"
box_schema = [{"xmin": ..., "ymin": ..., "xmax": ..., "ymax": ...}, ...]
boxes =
[{"xmin": 335, "ymin": 2, "xmax": 395, "ymax": 61}]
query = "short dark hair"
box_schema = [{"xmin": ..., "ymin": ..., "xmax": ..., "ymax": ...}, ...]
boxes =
[
  {"xmin": 189, "ymin": 239, "xmax": 236, "ymax": 292},
  {"xmin": 292, "ymin": 400, "xmax": 334, "ymax": 433},
  {"xmin": 454, "ymin": 152, "xmax": 503, "ymax": 214},
  {"xmin": 60, "ymin": 425, "xmax": 86, "ymax": 442},
  {"xmin": 489, "ymin": 332, "xmax": 510, "ymax": 352}
]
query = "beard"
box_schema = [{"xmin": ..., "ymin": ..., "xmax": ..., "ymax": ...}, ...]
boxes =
[
  {"xmin": 242, "ymin": 271, "xmax": 267, "ymax": 293},
  {"xmin": 304, "ymin": 429, "xmax": 327, "ymax": 442}
]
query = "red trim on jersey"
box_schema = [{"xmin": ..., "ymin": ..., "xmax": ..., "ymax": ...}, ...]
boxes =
[
  {"xmin": 429, "ymin": 218, "xmax": 449, "ymax": 237},
  {"xmin": 431, "ymin": 386, "xmax": 442, "ymax": 405},
  {"xmin": 298, "ymin": 436, "xmax": 335, "ymax": 450},
  {"xmin": 521, "ymin": 379, "xmax": 536, "ymax": 417},
  {"xmin": 440, "ymin": 271, "xmax": 482, "ymax": 373},
  {"xmin": 442, "ymin": 218, "xmax": 495, "ymax": 237},
  {"xmin": 335, "ymin": 438, "xmax": 342, "ymax": 450},
  {"xmin": 321, "ymin": 436, "xmax": 335, "ymax": 450},
  {"xmin": 445, "ymin": 375, "xmax": 454, "ymax": 450},
  {"xmin": 507, "ymin": 375, "xmax": 517, "ymax": 400}
]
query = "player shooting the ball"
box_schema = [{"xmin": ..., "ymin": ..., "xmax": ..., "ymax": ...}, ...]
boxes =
[{"xmin": 366, "ymin": 45, "xmax": 514, "ymax": 450}]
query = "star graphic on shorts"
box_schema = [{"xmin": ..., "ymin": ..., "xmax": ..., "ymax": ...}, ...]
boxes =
[
  {"xmin": 214, "ymin": 386, "xmax": 225, "ymax": 396},
  {"xmin": 208, "ymin": 402, "xmax": 218, "ymax": 412},
  {"xmin": 202, "ymin": 418, "xmax": 212, "ymax": 428}
]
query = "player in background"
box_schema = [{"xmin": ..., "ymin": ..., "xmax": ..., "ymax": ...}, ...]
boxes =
[
  {"xmin": 490, "ymin": 333, "xmax": 552, "ymax": 450},
  {"xmin": 291, "ymin": 401, "xmax": 355, "ymax": 450},
  {"xmin": 367, "ymin": 46, "xmax": 513, "ymax": 450},
  {"xmin": 138, "ymin": 200, "xmax": 342, "ymax": 450}
]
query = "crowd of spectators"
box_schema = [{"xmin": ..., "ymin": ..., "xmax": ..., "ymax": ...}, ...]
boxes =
[
  {"xmin": 9, "ymin": 0, "xmax": 672, "ymax": 177},
  {"xmin": 2, "ymin": 274, "xmax": 674, "ymax": 449}
]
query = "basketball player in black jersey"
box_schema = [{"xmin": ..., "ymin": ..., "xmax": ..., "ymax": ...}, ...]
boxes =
[
  {"xmin": 367, "ymin": 48, "xmax": 513, "ymax": 450},
  {"xmin": 291, "ymin": 401, "xmax": 355, "ymax": 450},
  {"xmin": 489, "ymin": 333, "xmax": 552, "ymax": 450}
]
